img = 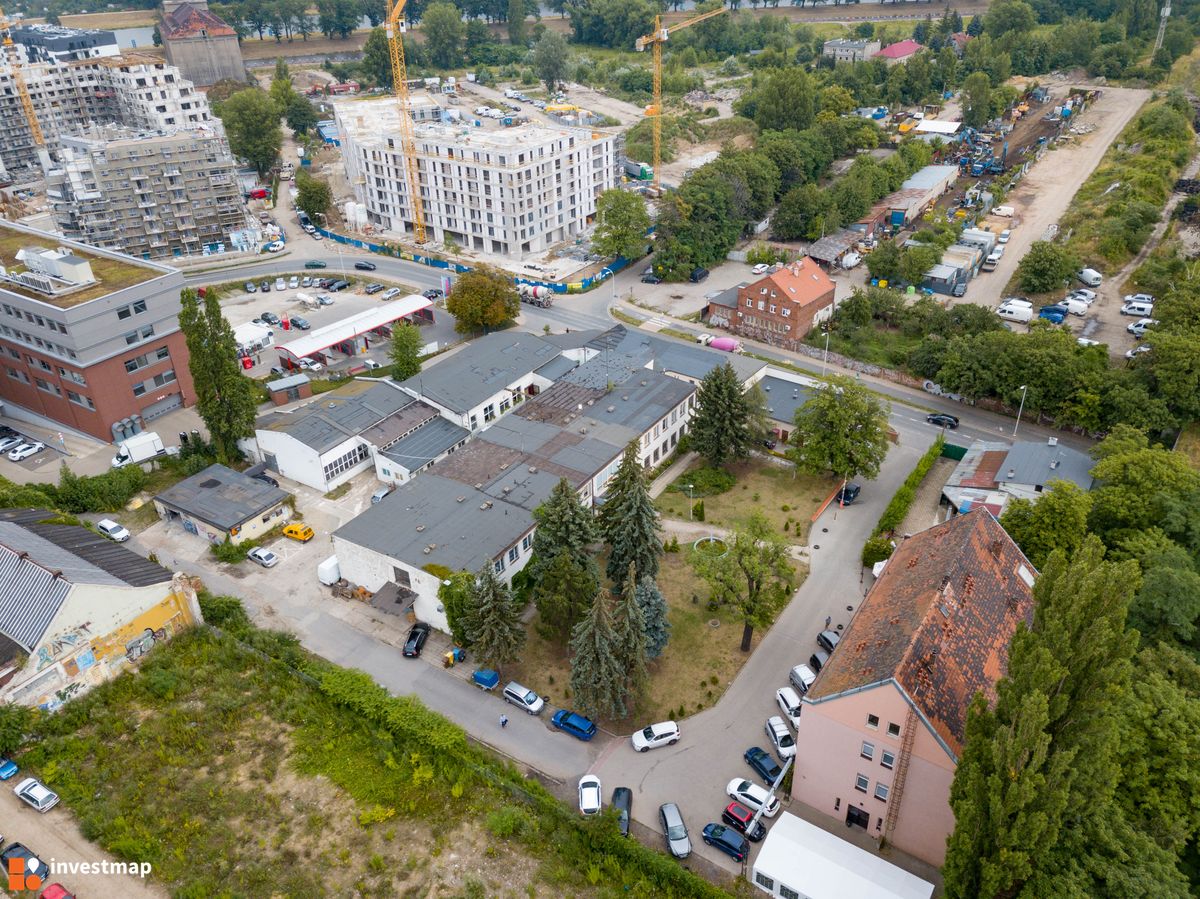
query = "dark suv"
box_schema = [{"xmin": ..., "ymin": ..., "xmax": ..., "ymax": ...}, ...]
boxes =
[
  {"xmin": 835, "ymin": 483, "xmax": 861, "ymax": 506},
  {"xmin": 402, "ymin": 622, "xmax": 431, "ymax": 657},
  {"xmin": 721, "ymin": 801, "xmax": 767, "ymax": 842},
  {"xmin": 689, "ymin": 267, "xmax": 709, "ymax": 283},
  {"xmin": 354, "ymin": 261, "xmax": 377, "ymax": 271}
]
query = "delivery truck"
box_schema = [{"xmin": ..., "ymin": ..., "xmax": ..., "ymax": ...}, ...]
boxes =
[{"xmin": 111, "ymin": 431, "xmax": 172, "ymax": 468}]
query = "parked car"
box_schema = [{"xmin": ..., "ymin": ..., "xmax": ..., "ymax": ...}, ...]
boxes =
[
  {"xmin": 382, "ymin": 288, "xmax": 402, "ymax": 301},
  {"xmin": 1125, "ymin": 344, "xmax": 1152, "ymax": 359},
  {"xmin": 721, "ymin": 801, "xmax": 767, "ymax": 842},
  {"xmin": 247, "ymin": 547, "xmax": 279, "ymax": 568},
  {"xmin": 289, "ymin": 276, "xmax": 299, "ymax": 289},
  {"xmin": 810, "ymin": 649, "xmax": 830, "ymax": 672},
  {"xmin": 1038, "ymin": 308, "xmax": 1066, "ymax": 324},
  {"xmin": 317, "ymin": 294, "xmax": 334, "ymax": 306},
  {"xmin": 641, "ymin": 273, "xmax": 663, "ymax": 284},
  {"xmin": 0, "ymin": 425, "xmax": 16, "ymax": 439},
  {"xmin": 578, "ymin": 775, "xmax": 602, "ymax": 816},
  {"xmin": 96, "ymin": 519, "xmax": 130, "ymax": 542},
  {"xmin": 402, "ymin": 621, "xmax": 431, "ymax": 658},
  {"xmin": 659, "ymin": 802, "xmax": 691, "ymax": 859},
  {"xmin": 612, "ymin": 787, "xmax": 632, "ymax": 837},
  {"xmin": 1070, "ymin": 289, "xmax": 1097, "ymax": 303},
  {"xmin": 305, "ymin": 260, "xmax": 328, "ymax": 269},
  {"xmin": 264, "ymin": 240, "xmax": 285, "ymax": 252},
  {"xmin": 744, "ymin": 746, "xmax": 783, "ymax": 785},
  {"xmin": 726, "ymin": 778, "xmax": 780, "ymax": 818},
  {"xmin": 244, "ymin": 281, "xmax": 258, "ymax": 293},
  {"xmin": 330, "ymin": 280, "xmax": 351, "ymax": 291},
  {"xmin": 502, "ymin": 681, "xmax": 544, "ymax": 715},
  {"xmin": 261, "ymin": 312, "xmax": 281, "ymax": 325},
  {"xmin": 283, "ymin": 523, "xmax": 314, "ymax": 543},
  {"xmin": 998, "ymin": 229, "xmax": 1011, "ymax": 244},
  {"xmin": 751, "ymin": 263, "xmax": 770, "ymax": 275},
  {"xmin": 14, "ymin": 777, "xmax": 59, "ymax": 812},
  {"xmin": 925, "ymin": 413, "xmax": 959, "ymax": 429},
  {"xmin": 551, "ymin": 710, "xmax": 598, "ymax": 741},
  {"xmin": 689, "ymin": 267, "xmax": 709, "ymax": 283},
  {"xmin": 0, "ymin": 436, "xmax": 23, "ymax": 453},
  {"xmin": 422, "ymin": 288, "xmax": 444, "ymax": 301},
  {"xmin": 0, "ymin": 844, "xmax": 50, "ymax": 883},
  {"xmin": 1127, "ymin": 318, "xmax": 1157, "ymax": 337},
  {"xmin": 8, "ymin": 442, "xmax": 44, "ymax": 461},
  {"xmin": 253, "ymin": 472, "xmax": 279, "ymax": 487},
  {"xmin": 364, "ymin": 283, "xmax": 384, "ymax": 294},
  {"xmin": 1123, "ymin": 293, "xmax": 1155, "ymax": 304},
  {"xmin": 260, "ymin": 280, "xmax": 271, "ymax": 292},
  {"xmin": 298, "ymin": 358, "xmax": 323, "ymax": 372},
  {"xmin": 765, "ymin": 716, "xmax": 796, "ymax": 759},
  {"xmin": 702, "ymin": 823, "xmax": 749, "ymax": 862},
  {"xmin": 789, "ymin": 664, "xmax": 816, "ymax": 694},
  {"xmin": 40, "ymin": 884, "xmax": 76, "ymax": 899},
  {"xmin": 354, "ymin": 261, "xmax": 377, "ymax": 271},
  {"xmin": 301, "ymin": 276, "xmax": 313, "ymax": 287},
  {"xmin": 0, "ymin": 757, "xmax": 18, "ymax": 780},
  {"xmin": 631, "ymin": 720, "xmax": 679, "ymax": 752},
  {"xmin": 290, "ymin": 316, "xmax": 311, "ymax": 330},
  {"xmin": 776, "ymin": 686, "xmax": 802, "ymax": 730},
  {"xmin": 274, "ymin": 278, "xmax": 286, "ymax": 292},
  {"xmin": 835, "ymin": 483, "xmax": 861, "ymax": 506},
  {"xmin": 816, "ymin": 629, "xmax": 840, "ymax": 653}
]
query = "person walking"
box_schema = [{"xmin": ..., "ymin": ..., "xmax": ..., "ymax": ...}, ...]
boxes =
[
  {"xmin": 499, "ymin": 714, "xmax": 508, "ymax": 729},
  {"xmin": 825, "ymin": 615, "xmax": 832, "ymax": 629}
]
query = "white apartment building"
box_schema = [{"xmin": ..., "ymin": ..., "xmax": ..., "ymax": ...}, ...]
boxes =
[
  {"xmin": 335, "ymin": 97, "xmax": 621, "ymax": 259},
  {"xmin": 0, "ymin": 53, "xmax": 220, "ymax": 181}
]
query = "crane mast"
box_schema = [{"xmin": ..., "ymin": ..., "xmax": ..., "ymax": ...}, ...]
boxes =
[{"xmin": 385, "ymin": 0, "xmax": 427, "ymax": 244}]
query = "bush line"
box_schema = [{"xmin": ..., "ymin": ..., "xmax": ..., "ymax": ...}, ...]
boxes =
[{"xmin": 861, "ymin": 435, "xmax": 945, "ymax": 567}]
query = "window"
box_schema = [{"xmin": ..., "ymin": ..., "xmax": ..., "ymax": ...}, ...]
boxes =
[
  {"xmin": 66, "ymin": 390, "xmax": 94, "ymax": 410},
  {"xmin": 745, "ymin": 298, "xmax": 753, "ymax": 307},
  {"xmin": 769, "ymin": 304, "xmax": 776, "ymax": 314},
  {"xmin": 522, "ymin": 534, "xmax": 532, "ymax": 551},
  {"xmin": 861, "ymin": 741, "xmax": 875, "ymax": 760},
  {"xmin": 508, "ymin": 546, "xmax": 519, "ymax": 563},
  {"xmin": 494, "ymin": 557, "xmax": 505, "ymax": 574},
  {"xmin": 133, "ymin": 383, "xmax": 146, "ymax": 397},
  {"xmin": 133, "ymin": 300, "xmax": 147, "ymax": 315},
  {"xmin": 124, "ymin": 330, "xmax": 141, "ymax": 345},
  {"xmin": 881, "ymin": 750, "xmax": 896, "ymax": 770},
  {"xmin": 780, "ymin": 887, "xmax": 800, "ymax": 899},
  {"xmin": 118, "ymin": 305, "xmax": 132, "ymax": 320},
  {"xmin": 875, "ymin": 782, "xmax": 890, "ymax": 802},
  {"xmin": 483, "ymin": 403, "xmax": 496, "ymax": 423},
  {"xmin": 888, "ymin": 722, "xmax": 901, "ymax": 737},
  {"xmin": 754, "ymin": 874, "xmax": 774, "ymax": 891},
  {"xmin": 782, "ymin": 306, "xmax": 791, "ymax": 317},
  {"xmin": 866, "ymin": 714, "xmax": 879, "ymax": 729},
  {"xmin": 321, "ymin": 444, "xmax": 369, "ymax": 481},
  {"xmin": 854, "ymin": 774, "xmax": 869, "ymax": 793}
]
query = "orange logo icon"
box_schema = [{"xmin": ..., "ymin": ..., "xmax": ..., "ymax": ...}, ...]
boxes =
[{"xmin": 7, "ymin": 856, "xmax": 43, "ymax": 892}]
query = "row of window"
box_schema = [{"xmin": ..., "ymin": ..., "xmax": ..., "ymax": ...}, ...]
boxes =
[
  {"xmin": 861, "ymin": 741, "xmax": 896, "ymax": 770},
  {"xmin": 125, "ymin": 345, "xmax": 171, "ymax": 374},
  {"xmin": 753, "ymin": 874, "xmax": 799, "ymax": 899},
  {"xmin": 854, "ymin": 773, "xmax": 891, "ymax": 802},
  {"xmin": 132, "ymin": 369, "xmax": 176, "ymax": 397},
  {"xmin": 323, "ymin": 444, "xmax": 370, "ymax": 482},
  {"xmin": 2, "ymin": 304, "xmax": 69, "ymax": 334},
  {"xmin": 15, "ymin": 350, "xmax": 88, "ymax": 386},
  {"xmin": 116, "ymin": 299, "xmax": 148, "ymax": 320},
  {"xmin": 124, "ymin": 324, "xmax": 155, "ymax": 346},
  {"xmin": 493, "ymin": 531, "xmax": 535, "ymax": 575},
  {"xmin": 1, "ymin": 326, "xmax": 78, "ymax": 360},
  {"xmin": 866, "ymin": 714, "xmax": 903, "ymax": 737},
  {"xmin": 745, "ymin": 297, "xmax": 793, "ymax": 316}
]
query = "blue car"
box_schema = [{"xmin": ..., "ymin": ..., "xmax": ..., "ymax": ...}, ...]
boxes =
[
  {"xmin": 744, "ymin": 746, "xmax": 782, "ymax": 785},
  {"xmin": 551, "ymin": 709, "xmax": 598, "ymax": 741},
  {"xmin": 1038, "ymin": 306, "xmax": 1066, "ymax": 324},
  {"xmin": 702, "ymin": 823, "xmax": 749, "ymax": 862},
  {"xmin": 0, "ymin": 757, "xmax": 16, "ymax": 780}
]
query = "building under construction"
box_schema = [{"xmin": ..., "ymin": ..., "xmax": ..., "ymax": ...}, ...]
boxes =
[
  {"xmin": 0, "ymin": 53, "xmax": 222, "ymax": 183},
  {"xmin": 46, "ymin": 123, "xmax": 249, "ymax": 260}
]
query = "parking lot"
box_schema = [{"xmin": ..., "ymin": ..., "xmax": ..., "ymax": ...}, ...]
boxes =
[{"xmin": 0, "ymin": 422, "xmax": 68, "ymax": 475}]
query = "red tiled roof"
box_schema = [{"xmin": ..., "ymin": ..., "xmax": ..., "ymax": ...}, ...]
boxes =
[
  {"xmin": 875, "ymin": 39, "xmax": 924, "ymax": 59},
  {"xmin": 806, "ymin": 509, "xmax": 1036, "ymax": 757},
  {"xmin": 742, "ymin": 257, "xmax": 834, "ymax": 308},
  {"xmin": 162, "ymin": 3, "xmax": 236, "ymax": 39}
]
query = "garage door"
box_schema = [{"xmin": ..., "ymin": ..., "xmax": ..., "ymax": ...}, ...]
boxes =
[{"xmin": 142, "ymin": 392, "xmax": 184, "ymax": 420}]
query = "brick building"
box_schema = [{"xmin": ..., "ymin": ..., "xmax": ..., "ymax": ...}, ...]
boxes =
[
  {"xmin": 161, "ymin": 0, "xmax": 245, "ymax": 87},
  {"xmin": 725, "ymin": 258, "xmax": 836, "ymax": 350},
  {"xmin": 0, "ymin": 221, "xmax": 195, "ymax": 441},
  {"xmin": 791, "ymin": 510, "xmax": 1037, "ymax": 867}
]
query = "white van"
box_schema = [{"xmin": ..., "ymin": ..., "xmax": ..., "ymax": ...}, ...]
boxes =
[
  {"xmin": 1077, "ymin": 268, "xmax": 1103, "ymax": 287},
  {"xmin": 982, "ymin": 250, "xmax": 1003, "ymax": 271},
  {"xmin": 1061, "ymin": 297, "xmax": 1089, "ymax": 316},
  {"xmin": 998, "ymin": 305, "xmax": 1033, "ymax": 324},
  {"xmin": 841, "ymin": 252, "xmax": 862, "ymax": 270},
  {"xmin": 993, "ymin": 205, "xmax": 1015, "ymax": 217},
  {"xmin": 1121, "ymin": 300, "xmax": 1154, "ymax": 317},
  {"xmin": 789, "ymin": 664, "xmax": 817, "ymax": 695}
]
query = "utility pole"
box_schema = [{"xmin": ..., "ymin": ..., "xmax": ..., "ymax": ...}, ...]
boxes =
[{"xmin": 1155, "ymin": 0, "xmax": 1171, "ymax": 52}]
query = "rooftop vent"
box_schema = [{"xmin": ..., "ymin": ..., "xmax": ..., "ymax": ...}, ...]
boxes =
[
  {"xmin": 607, "ymin": 405, "xmax": 615, "ymax": 413},
  {"xmin": 502, "ymin": 486, "xmax": 511, "ymax": 494},
  {"xmin": 764, "ymin": 385, "xmax": 770, "ymax": 391},
  {"xmin": 199, "ymin": 479, "xmax": 220, "ymax": 488},
  {"xmin": 474, "ymin": 483, "xmax": 483, "ymax": 489},
  {"xmin": 416, "ymin": 524, "xmax": 426, "ymax": 532},
  {"xmin": 527, "ymin": 466, "xmax": 538, "ymax": 474},
  {"xmin": 1050, "ymin": 459, "xmax": 1059, "ymax": 469},
  {"xmin": 1048, "ymin": 436, "xmax": 1058, "ymax": 446},
  {"xmin": 479, "ymin": 501, "xmax": 493, "ymax": 510},
  {"xmin": 456, "ymin": 495, "xmax": 466, "ymax": 502},
  {"xmin": 579, "ymin": 427, "xmax": 587, "ymax": 434},
  {"xmin": 640, "ymin": 379, "xmax": 647, "ymax": 386},
  {"xmin": 586, "ymin": 398, "xmax": 595, "ymax": 406},
  {"xmin": 500, "ymin": 462, "xmax": 509, "ymax": 470},
  {"xmin": 622, "ymin": 395, "xmax": 629, "ymax": 401},
  {"xmin": 1007, "ymin": 469, "xmax": 1016, "ymax": 479}
]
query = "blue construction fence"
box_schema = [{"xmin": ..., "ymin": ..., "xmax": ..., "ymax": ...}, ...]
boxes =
[{"xmin": 313, "ymin": 226, "xmax": 633, "ymax": 294}]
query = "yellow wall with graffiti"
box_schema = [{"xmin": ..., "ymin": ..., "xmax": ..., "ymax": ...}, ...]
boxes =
[{"xmin": 4, "ymin": 578, "xmax": 201, "ymax": 711}]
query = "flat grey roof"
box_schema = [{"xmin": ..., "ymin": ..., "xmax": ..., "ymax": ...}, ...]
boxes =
[
  {"xmin": 380, "ymin": 417, "xmax": 469, "ymax": 472},
  {"xmin": 535, "ymin": 354, "xmax": 577, "ymax": 381},
  {"xmin": 266, "ymin": 373, "xmax": 310, "ymax": 392},
  {"xmin": 760, "ymin": 376, "xmax": 814, "ymax": 425},
  {"xmin": 156, "ymin": 464, "xmax": 290, "ymax": 531},
  {"xmin": 258, "ymin": 380, "xmax": 414, "ymax": 454},
  {"xmin": 398, "ymin": 332, "xmax": 562, "ymax": 413},
  {"xmin": 999, "ymin": 441, "xmax": 1094, "ymax": 491}
]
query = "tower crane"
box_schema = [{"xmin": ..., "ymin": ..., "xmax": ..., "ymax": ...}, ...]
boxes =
[
  {"xmin": 0, "ymin": 7, "xmax": 44, "ymax": 149},
  {"xmin": 635, "ymin": 6, "xmax": 727, "ymax": 196},
  {"xmin": 385, "ymin": 0, "xmax": 426, "ymax": 244}
]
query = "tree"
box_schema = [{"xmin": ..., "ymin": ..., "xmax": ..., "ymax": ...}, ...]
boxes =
[
  {"xmin": 694, "ymin": 512, "xmax": 794, "ymax": 651},
  {"xmin": 0, "ymin": 703, "xmax": 34, "ymax": 757},
  {"xmin": 445, "ymin": 266, "xmax": 520, "ymax": 334},
  {"xmin": 389, "ymin": 320, "xmax": 423, "ymax": 381},
  {"xmin": 438, "ymin": 570, "xmax": 475, "ymax": 646},
  {"xmin": 465, "ymin": 563, "xmax": 526, "ymax": 670},
  {"xmin": 689, "ymin": 362, "xmax": 754, "ymax": 469},
  {"xmin": 1140, "ymin": 330, "xmax": 1200, "ymax": 422},
  {"xmin": 295, "ymin": 170, "xmax": 332, "ymax": 222},
  {"xmin": 285, "ymin": 94, "xmax": 319, "ymax": 134},
  {"xmin": 534, "ymin": 550, "xmax": 599, "ymax": 638},
  {"xmin": 635, "ymin": 577, "xmax": 670, "ymax": 659},
  {"xmin": 899, "ymin": 244, "xmax": 940, "ymax": 286},
  {"xmin": 569, "ymin": 590, "xmax": 628, "ymax": 719},
  {"xmin": 215, "ymin": 88, "xmax": 282, "ymax": 175},
  {"xmin": 771, "ymin": 183, "xmax": 836, "ymax": 242},
  {"xmin": 507, "ymin": 0, "xmax": 527, "ymax": 44},
  {"xmin": 999, "ymin": 481, "xmax": 1092, "ymax": 569},
  {"xmin": 269, "ymin": 57, "xmax": 296, "ymax": 112},
  {"xmin": 789, "ymin": 376, "xmax": 890, "ymax": 482},
  {"xmin": 591, "ymin": 189, "xmax": 650, "ymax": 261},
  {"xmin": 531, "ymin": 31, "xmax": 570, "ymax": 93},
  {"xmin": 612, "ymin": 563, "xmax": 649, "ymax": 697},
  {"xmin": 362, "ymin": 27, "xmax": 393, "ymax": 88},
  {"xmin": 1127, "ymin": 543, "xmax": 1200, "ymax": 645},
  {"xmin": 599, "ymin": 441, "xmax": 662, "ymax": 585},
  {"xmin": 178, "ymin": 288, "xmax": 259, "ymax": 463},
  {"xmin": 961, "ymin": 71, "xmax": 993, "ymax": 129},
  {"xmin": 421, "ymin": 2, "xmax": 465, "ymax": 68},
  {"xmin": 1017, "ymin": 241, "xmax": 1079, "ymax": 294},
  {"xmin": 530, "ymin": 478, "xmax": 598, "ymax": 584},
  {"xmin": 985, "ymin": 0, "xmax": 1037, "ymax": 36},
  {"xmin": 865, "ymin": 239, "xmax": 902, "ymax": 282},
  {"xmin": 748, "ymin": 68, "xmax": 815, "ymax": 132}
]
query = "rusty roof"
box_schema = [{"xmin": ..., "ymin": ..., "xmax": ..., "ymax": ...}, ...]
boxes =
[
  {"xmin": 162, "ymin": 3, "xmax": 236, "ymax": 39},
  {"xmin": 806, "ymin": 509, "xmax": 1036, "ymax": 758}
]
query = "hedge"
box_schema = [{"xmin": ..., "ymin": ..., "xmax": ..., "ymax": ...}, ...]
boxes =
[{"xmin": 861, "ymin": 435, "xmax": 944, "ymax": 566}]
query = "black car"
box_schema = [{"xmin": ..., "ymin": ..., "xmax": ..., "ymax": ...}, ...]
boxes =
[
  {"xmin": 0, "ymin": 425, "xmax": 18, "ymax": 439},
  {"xmin": 702, "ymin": 824, "xmax": 748, "ymax": 862},
  {"xmin": 722, "ymin": 801, "xmax": 767, "ymax": 842},
  {"xmin": 403, "ymin": 621, "xmax": 431, "ymax": 657},
  {"xmin": 926, "ymin": 413, "xmax": 959, "ymax": 429},
  {"xmin": 0, "ymin": 843, "xmax": 50, "ymax": 885},
  {"xmin": 364, "ymin": 283, "xmax": 384, "ymax": 294},
  {"xmin": 304, "ymin": 260, "xmax": 328, "ymax": 269},
  {"xmin": 260, "ymin": 280, "xmax": 271, "ymax": 292},
  {"xmin": 835, "ymin": 483, "xmax": 861, "ymax": 506},
  {"xmin": 290, "ymin": 316, "xmax": 311, "ymax": 330},
  {"xmin": 423, "ymin": 288, "xmax": 444, "ymax": 301},
  {"xmin": 354, "ymin": 261, "xmax": 377, "ymax": 271},
  {"xmin": 261, "ymin": 312, "xmax": 281, "ymax": 326},
  {"xmin": 641, "ymin": 273, "xmax": 663, "ymax": 284},
  {"xmin": 744, "ymin": 746, "xmax": 782, "ymax": 785},
  {"xmin": 317, "ymin": 278, "xmax": 335, "ymax": 289},
  {"xmin": 689, "ymin": 267, "xmax": 709, "ymax": 283},
  {"xmin": 951, "ymin": 282, "xmax": 967, "ymax": 298},
  {"xmin": 816, "ymin": 629, "xmax": 840, "ymax": 654},
  {"xmin": 330, "ymin": 280, "xmax": 351, "ymax": 291},
  {"xmin": 810, "ymin": 649, "xmax": 830, "ymax": 672},
  {"xmin": 252, "ymin": 473, "xmax": 279, "ymax": 488},
  {"xmin": 612, "ymin": 787, "xmax": 632, "ymax": 837}
]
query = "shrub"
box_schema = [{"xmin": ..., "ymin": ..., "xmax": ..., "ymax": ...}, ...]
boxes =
[
  {"xmin": 693, "ymin": 500, "xmax": 705, "ymax": 521},
  {"xmin": 867, "ymin": 436, "xmax": 944, "ymax": 541},
  {"xmin": 861, "ymin": 534, "xmax": 895, "ymax": 567},
  {"xmin": 210, "ymin": 537, "xmax": 248, "ymax": 563},
  {"xmin": 54, "ymin": 463, "xmax": 146, "ymax": 513},
  {"xmin": 674, "ymin": 467, "xmax": 735, "ymax": 496}
]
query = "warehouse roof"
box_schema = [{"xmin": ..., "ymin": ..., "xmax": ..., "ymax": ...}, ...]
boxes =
[
  {"xmin": 901, "ymin": 164, "xmax": 960, "ymax": 190},
  {"xmin": 258, "ymin": 380, "xmax": 416, "ymax": 454},
  {"xmin": 379, "ymin": 417, "xmax": 469, "ymax": 473},
  {"xmin": 155, "ymin": 464, "xmax": 290, "ymax": 532},
  {"xmin": 999, "ymin": 440, "xmax": 1094, "ymax": 492},
  {"xmin": 760, "ymin": 375, "xmax": 815, "ymax": 425},
  {"xmin": 914, "ymin": 120, "xmax": 961, "ymax": 135},
  {"xmin": 277, "ymin": 295, "xmax": 432, "ymax": 362}
]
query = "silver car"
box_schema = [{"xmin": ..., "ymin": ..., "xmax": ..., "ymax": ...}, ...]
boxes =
[
  {"xmin": 247, "ymin": 547, "xmax": 279, "ymax": 568},
  {"xmin": 659, "ymin": 802, "xmax": 691, "ymax": 859},
  {"xmin": 13, "ymin": 777, "xmax": 59, "ymax": 813}
]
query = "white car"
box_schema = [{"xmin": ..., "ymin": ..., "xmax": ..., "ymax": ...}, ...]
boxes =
[
  {"xmin": 289, "ymin": 276, "xmax": 299, "ymax": 289},
  {"xmin": 247, "ymin": 547, "xmax": 279, "ymax": 568},
  {"xmin": 299, "ymin": 358, "xmax": 324, "ymax": 372},
  {"xmin": 765, "ymin": 715, "xmax": 796, "ymax": 760},
  {"xmin": 776, "ymin": 687, "xmax": 802, "ymax": 730},
  {"xmin": 578, "ymin": 775, "xmax": 602, "ymax": 816},
  {"xmin": 274, "ymin": 278, "xmax": 286, "ymax": 292},
  {"xmin": 317, "ymin": 294, "xmax": 334, "ymax": 306},
  {"xmin": 96, "ymin": 519, "xmax": 130, "ymax": 542},
  {"xmin": 264, "ymin": 240, "xmax": 285, "ymax": 252},
  {"xmin": 381, "ymin": 287, "xmax": 402, "ymax": 301},
  {"xmin": 1069, "ymin": 289, "xmax": 1097, "ymax": 303},
  {"xmin": 1125, "ymin": 344, "xmax": 1152, "ymax": 359},
  {"xmin": 998, "ymin": 229, "xmax": 1012, "ymax": 244},
  {"xmin": 751, "ymin": 263, "xmax": 769, "ymax": 275},
  {"xmin": 631, "ymin": 720, "xmax": 680, "ymax": 752},
  {"xmin": 1077, "ymin": 337, "xmax": 1103, "ymax": 347},
  {"xmin": 726, "ymin": 778, "xmax": 780, "ymax": 818},
  {"xmin": 13, "ymin": 777, "xmax": 59, "ymax": 812},
  {"xmin": 8, "ymin": 441, "xmax": 44, "ymax": 461},
  {"xmin": 1127, "ymin": 318, "xmax": 1158, "ymax": 336},
  {"xmin": 1123, "ymin": 293, "xmax": 1155, "ymax": 304}
]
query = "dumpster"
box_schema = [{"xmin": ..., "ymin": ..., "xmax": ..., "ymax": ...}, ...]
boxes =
[{"xmin": 473, "ymin": 669, "xmax": 499, "ymax": 691}]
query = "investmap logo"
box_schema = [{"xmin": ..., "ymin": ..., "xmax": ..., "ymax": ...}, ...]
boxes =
[{"xmin": 6, "ymin": 856, "xmax": 152, "ymax": 890}]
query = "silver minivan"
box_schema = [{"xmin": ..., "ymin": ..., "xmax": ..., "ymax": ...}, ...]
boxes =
[
  {"xmin": 502, "ymin": 681, "xmax": 545, "ymax": 715},
  {"xmin": 371, "ymin": 486, "xmax": 392, "ymax": 504}
]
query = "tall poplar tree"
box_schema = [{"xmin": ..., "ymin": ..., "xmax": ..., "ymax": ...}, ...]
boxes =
[
  {"xmin": 635, "ymin": 577, "xmax": 670, "ymax": 659},
  {"xmin": 178, "ymin": 287, "xmax": 259, "ymax": 463},
  {"xmin": 569, "ymin": 590, "xmax": 627, "ymax": 719},
  {"xmin": 465, "ymin": 564, "xmax": 525, "ymax": 671},
  {"xmin": 600, "ymin": 441, "xmax": 662, "ymax": 585},
  {"xmin": 688, "ymin": 361, "xmax": 754, "ymax": 469}
]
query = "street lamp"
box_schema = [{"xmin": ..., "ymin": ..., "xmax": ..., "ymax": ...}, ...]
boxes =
[
  {"xmin": 599, "ymin": 266, "xmax": 618, "ymax": 305},
  {"xmin": 821, "ymin": 324, "xmax": 831, "ymax": 376},
  {"xmin": 315, "ymin": 212, "xmax": 346, "ymax": 281},
  {"xmin": 1012, "ymin": 384, "xmax": 1028, "ymax": 437},
  {"xmin": 686, "ymin": 483, "xmax": 694, "ymax": 520}
]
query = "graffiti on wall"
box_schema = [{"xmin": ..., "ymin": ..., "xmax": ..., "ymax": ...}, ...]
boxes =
[{"xmin": 34, "ymin": 621, "xmax": 93, "ymax": 671}]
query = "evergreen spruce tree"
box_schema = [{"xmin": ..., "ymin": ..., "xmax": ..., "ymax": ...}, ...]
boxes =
[
  {"xmin": 688, "ymin": 361, "xmax": 754, "ymax": 468},
  {"xmin": 530, "ymin": 477, "xmax": 598, "ymax": 584},
  {"xmin": 600, "ymin": 441, "xmax": 662, "ymax": 584},
  {"xmin": 612, "ymin": 563, "xmax": 648, "ymax": 698},
  {"xmin": 635, "ymin": 577, "xmax": 671, "ymax": 659},
  {"xmin": 465, "ymin": 564, "xmax": 526, "ymax": 671},
  {"xmin": 569, "ymin": 589, "xmax": 628, "ymax": 719},
  {"xmin": 532, "ymin": 550, "xmax": 599, "ymax": 638}
]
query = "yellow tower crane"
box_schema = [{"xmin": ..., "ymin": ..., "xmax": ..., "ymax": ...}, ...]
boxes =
[
  {"xmin": 0, "ymin": 7, "xmax": 44, "ymax": 148},
  {"xmin": 635, "ymin": 6, "xmax": 727, "ymax": 196},
  {"xmin": 385, "ymin": 0, "xmax": 426, "ymax": 244}
]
